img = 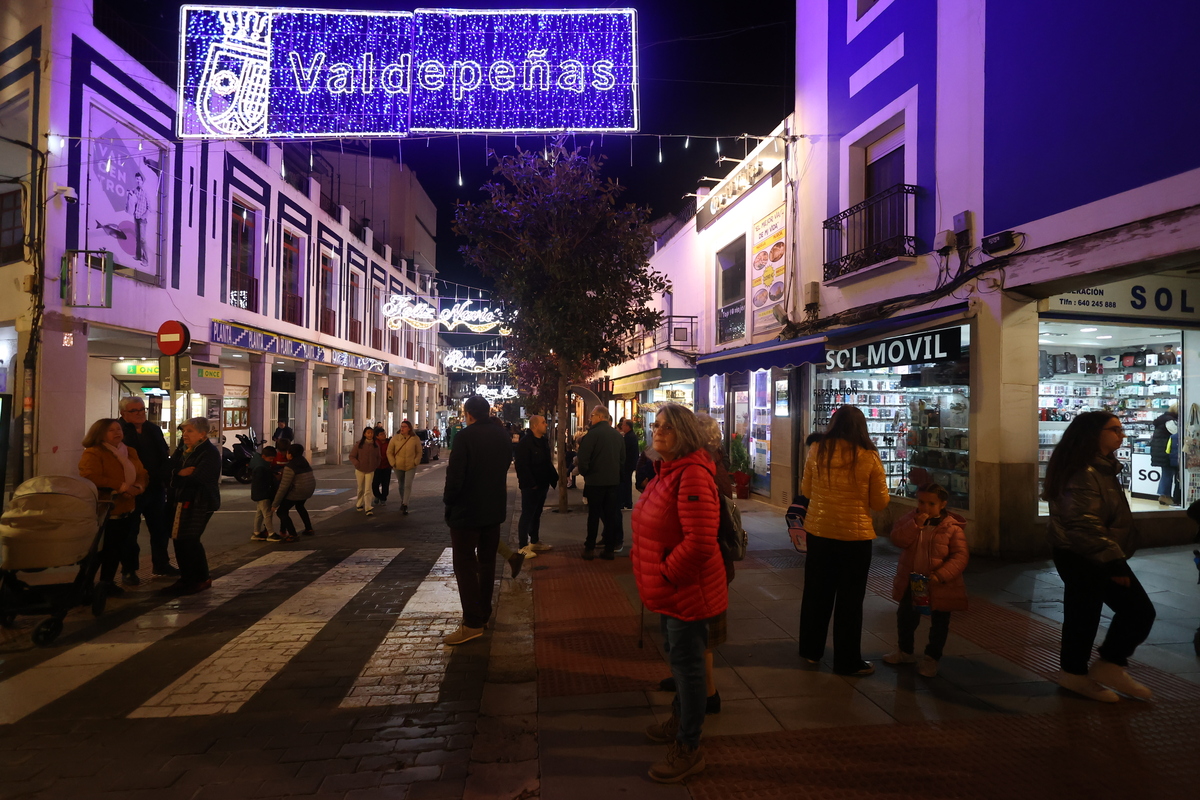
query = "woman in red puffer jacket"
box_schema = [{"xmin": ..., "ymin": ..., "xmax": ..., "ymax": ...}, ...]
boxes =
[{"xmin": 632, "ymin": 403, "xmax": 726, "ymax": 784}]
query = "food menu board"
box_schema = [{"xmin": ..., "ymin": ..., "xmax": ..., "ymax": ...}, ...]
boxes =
[{"xmin": 751, "ymin": 204, "xmax": 787, "ymax": 333}]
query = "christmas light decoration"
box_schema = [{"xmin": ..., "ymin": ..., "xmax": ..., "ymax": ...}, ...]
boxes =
[
  {"xmin": 382, "ymin": 295, "xmax": 511, "ymax": 334},
  {"xmin": 443, "ymin": 349, "xmax": 509, "ymax": 373},
  {"xmin": 178, "ymin": 5, "xmax": 638, "ymax": 139}
]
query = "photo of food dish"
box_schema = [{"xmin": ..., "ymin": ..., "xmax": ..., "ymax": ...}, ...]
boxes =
[
  {"xmin": 769, "ymin": 281, "xmax": 784, "ymax": 301},
  {"xmin": 769, "ymin": 241, "xmax": 786, "ymax": 262},
  {"xmin": 753, "ymin": 288, "xmax": 769, "ymax": 308},
  {"xmin": 753, "ymin": 250, "xmax": 769, "ymax": 270}
]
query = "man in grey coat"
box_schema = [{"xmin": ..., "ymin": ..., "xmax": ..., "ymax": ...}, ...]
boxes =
[
  {"xmin": 577, "ymin": 405, "xmax": 625, "ymax": 560},
  {"xmin": 443, "ymin": 395, "xmax": 513, "ymax": 645}
]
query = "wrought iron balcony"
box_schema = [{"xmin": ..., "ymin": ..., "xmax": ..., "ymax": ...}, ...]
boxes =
[
  {"xmin": 319, "ymin": 193, "xmax": 339, "ymax": 220},
  {"xmin": 228, "ymin": 269, "xmax": 258, "ymax": 312},
  {"xmin": 282, "ymin": 291, "xmax": 303, "ymax": 325},
  {"xmin": 823, "ymin": 184, "xmax": 918, "ymax": 281},
  {"xmin": 621, "ymin": 315, "xmax": 698, "ymax": 358}
]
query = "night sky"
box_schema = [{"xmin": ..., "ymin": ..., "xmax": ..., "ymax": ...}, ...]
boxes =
[{"xmin": 103, "ymin": 0, "xmax": 795, "ymax": 287}]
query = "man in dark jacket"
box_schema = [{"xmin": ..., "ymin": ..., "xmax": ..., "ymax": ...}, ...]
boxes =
[
  {"xmin": 514, "ymin": 414, "xmax": 558, "ymax": 555},
  {"xmin": 618, "ymin": 418, "xmax": 640, "ymax": 510},
  {"xmin": 443, "ymin": 395, "xmax": 513, "ymax": 645},
  {"xmin": 577, "ymin": 405, "xmax": 626, "ymax": 559},
  {"xmin": 119, "ymin": 396, "xmax": 177, "ymax": 579},
  {"xmin": 272, "ymin": 419, "xmax": 294, "ymax": 444},
  {"xmin": 164, "ymin": 417, "xmax": 221, "ymax": 595}
]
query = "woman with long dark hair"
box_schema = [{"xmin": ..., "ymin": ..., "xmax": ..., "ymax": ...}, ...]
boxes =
[
  {"xmin": 349, "ymin": 427, "xmax": 381, "ymax": 517},
  {"xmin": 1043, "ymin": 410, "xmax": 1156, "ymax": 701},
  {"xmin": 798, "ymin": 405, "xmax": 889, "ymax": 675}
]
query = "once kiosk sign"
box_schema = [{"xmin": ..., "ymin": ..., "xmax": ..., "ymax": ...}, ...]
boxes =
[
  {"xmin": 178, "ymin": 6, "xmax": 638, "ymax": 139},
  {"xmin": 825, "ymin": 327, "xmax": 962, "ymax": 371}
]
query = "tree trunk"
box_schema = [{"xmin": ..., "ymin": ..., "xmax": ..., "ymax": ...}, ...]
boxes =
[{"xmin": 557, "ymin": 374, "xmax": 570, "ymax": 513}]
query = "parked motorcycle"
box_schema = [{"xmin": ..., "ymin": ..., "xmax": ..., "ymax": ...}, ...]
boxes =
[{"xmin": 221, "ymin": 428, "xmax": 259, "ymax": 484}]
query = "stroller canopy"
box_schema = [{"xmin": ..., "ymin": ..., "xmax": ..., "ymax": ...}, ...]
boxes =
[{"xmin": 0, "ymin": 476, "xmax": 101, "ymax": 571}]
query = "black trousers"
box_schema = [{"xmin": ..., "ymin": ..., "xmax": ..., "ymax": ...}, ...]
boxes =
[
  {"xmin": 584, "ymin": 484, "xmax": 623, "ymax": 552},
  {"xmin": 123, "ymin": 487, "xmax": 173, "ymax": 572},
  {"xmin": 277, "ymin": 499, "xmax": 313, "ymax": 537},
  {"xmin": 896, "ymin": 588, "xmax": 952, "ymax": 660},
  {"xmin": 619, "ymin": 468, "xmax": 635, "ymax": 509},
  {"xmin": 518, "ymin": 486, "xmax": 549, "ymax": 548},
  {"xmin": 372, "ymin": 467, "xmax": 393, "ymax": 500},
  {"xmin": 100, "ymin": 515, "xmax": 139, "ymax": 582},
  {"xmin": 1053, "ymin": 549, "xmax": 1156, "ymax": 675},
  {"xmin": 450, "ymin": 525, "xmax": 500, "ymax": 629},
  {"xmin": 798, "ymin": 534, "xmax": 873, "ymax": 671},
  {"xmin": 174, "ymin": 508, "xmax": 212, "ymax": 584}
]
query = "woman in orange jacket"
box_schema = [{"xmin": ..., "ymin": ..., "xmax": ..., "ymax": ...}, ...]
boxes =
[
  {"xmin": 79, "ymin": 417, "xmax": 149, "ymax": 597},
  {"xmin": 798, "ymin": 405, "xmax": 889, "ymax": 675}
]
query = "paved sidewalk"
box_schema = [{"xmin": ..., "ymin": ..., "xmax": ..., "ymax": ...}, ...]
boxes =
[{"xmin": 524, "ymin": 490, "xmax": 1200, "ymax": 800}]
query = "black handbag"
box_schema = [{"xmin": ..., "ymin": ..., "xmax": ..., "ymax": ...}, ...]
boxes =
[
  {"xmin": 1064, "ymin": 352, "xmax": 1079, "ymax": 372},
  {"xmin": 1053, "ymin": 354, "xmax": 1068, "ymax": 374},
  {"xmin": 1134, "ymin": 348, "xmax": 1147, "ymax": 367},
  {"xmin": 1039, "ymin": 350, "xmax": 1055, "ymax": 380}
]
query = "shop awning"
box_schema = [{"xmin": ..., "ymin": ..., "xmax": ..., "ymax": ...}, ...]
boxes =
[
  {"xmin": 697, "ymin": 335, "xmax": 826, "ymax": 377},
  {"xmin": 696, "ymin": 302, "xmax": 972, "ymax": 377},
  {"xmin": 612, "ymin": 367, "xmax": 695, "ymax": 395}
]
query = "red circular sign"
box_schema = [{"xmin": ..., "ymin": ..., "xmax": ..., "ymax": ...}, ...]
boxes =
[{"xmin": 156, "ymin": 320, "xmax": 191, "ymax": 356}]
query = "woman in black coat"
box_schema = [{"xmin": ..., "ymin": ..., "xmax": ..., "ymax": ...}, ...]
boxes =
[
  {"xmin": 166, "ymin": 417, "xmax": 221, "ymax": 595},
  {"xmin": 1149, "ymin": 404, "xmax": 1179, "ymax": 505}
]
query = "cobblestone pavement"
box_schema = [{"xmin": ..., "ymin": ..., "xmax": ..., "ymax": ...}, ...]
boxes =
[{"xmin": 4, "ymin": 471, "xmax": 1200, "ymax": 799}]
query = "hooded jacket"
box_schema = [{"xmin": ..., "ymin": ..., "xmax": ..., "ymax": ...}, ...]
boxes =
[
  {"xmin": 515, "ymin": 430, "xmax": 558, "ymax": 490},
  {"xmin": 800, "ymin": 440, "xmax": 889, "ymax": 541},
  {"xmin": 249, "ymin": 452, "xmax": 277, "ymax": 502},
  {"xmin": 273, "ymin": 456, "xmax": 316, "ymax": 505},
  {"xmin": 890, "ymin": 510, "xmax": 970, "ymax": 611},
  {"xmin": 631, "ymin": 449, "xmax": 728, "ymax": 622},
  {"xmin": 1046, "ymin": 454, "xmax": 1136, "ymax": 571}
]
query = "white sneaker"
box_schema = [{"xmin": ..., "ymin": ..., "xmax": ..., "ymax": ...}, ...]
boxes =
[
  {"xmin": 918, "ymin": 655, "xmax": 939, "ymax": 678},
  {"xmin": 1058, "ymin": 671, "xmax": 1120, "ymax": 703},
  {"xmin": 882, "ymin": 651, "xmax": 917, "ymax": 665},
  {"xmin": 519, "ymin": 545, "xmax": 538, "ymax": 558},
  {"xmin": 1089, "ymin": 659, "xmax": 1153, "ymax": 700}
]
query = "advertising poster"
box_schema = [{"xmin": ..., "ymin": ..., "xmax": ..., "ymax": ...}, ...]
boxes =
[
  {"xmin": 85, "ymin": 107, "xmax": 165, "ymax": 276},
  {"xmin": 751, "ymin": 204, "xmax": 787, "ymax": 333}
]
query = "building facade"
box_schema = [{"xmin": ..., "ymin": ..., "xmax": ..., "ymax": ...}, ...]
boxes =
[{"xmin": 0, "ymin": 0, "xmax": 445, "ymax": 485}]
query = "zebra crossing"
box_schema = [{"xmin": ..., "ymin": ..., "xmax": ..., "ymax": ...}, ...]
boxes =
[{"xmin": 0, "ymin": 545, "xmax": 472, "ymax": 726}]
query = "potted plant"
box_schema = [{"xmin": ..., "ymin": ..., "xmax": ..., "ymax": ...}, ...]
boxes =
[{"xmin": 729, "ymin": 433, "xmax": 753, "ymax": 499}]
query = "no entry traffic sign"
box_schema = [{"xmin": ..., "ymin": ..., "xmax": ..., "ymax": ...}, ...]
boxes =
[{"xmin": 157, "ymin": 320, "xmax": 191, "ymax": 356}]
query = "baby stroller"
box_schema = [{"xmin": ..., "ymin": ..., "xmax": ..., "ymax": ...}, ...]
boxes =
[{"xmin": 0, "ymin": 476, "xmax": 113, "ymax": 646}]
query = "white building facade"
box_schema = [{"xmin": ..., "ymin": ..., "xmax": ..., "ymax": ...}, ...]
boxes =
[{"xmin": 0, "ymin": 0, "xmax": 444, "ymax": 484}]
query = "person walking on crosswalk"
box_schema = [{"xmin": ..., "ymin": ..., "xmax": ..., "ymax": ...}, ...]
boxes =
[
  {"xmin": 442, "ymin": 395, "xmax": 512, "ymax": 645},
  {"xmin": 349, "ymin": 427, "xmax": 380, "ymax": 517}
]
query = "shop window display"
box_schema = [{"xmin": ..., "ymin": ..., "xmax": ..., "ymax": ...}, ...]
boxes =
[
  {"xmin": 814, "ymin": 325, "xmax": 971, "ymax": 509},
  {"xmin": 1037, "ymin": 321, "xmax": 1185, "ymax": 512}
]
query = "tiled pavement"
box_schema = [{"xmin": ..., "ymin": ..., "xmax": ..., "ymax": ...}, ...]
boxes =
[{"xmin": 3, "ymin": 466, "xmax": 1200, "ymax": 799}]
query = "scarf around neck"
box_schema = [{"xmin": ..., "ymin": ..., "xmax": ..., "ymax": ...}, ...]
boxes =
[{"xmin": 103, "ymin": 441, "xmax": 137, "ymax": 488}]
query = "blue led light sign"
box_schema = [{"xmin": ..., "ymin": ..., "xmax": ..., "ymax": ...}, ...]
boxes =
[{"xmin": 178, "ymin": 6, "xmax": 638, "ymax": 139}]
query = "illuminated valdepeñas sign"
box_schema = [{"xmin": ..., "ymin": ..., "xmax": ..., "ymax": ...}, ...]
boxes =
[{"xmin": 177, "ymin": 5, "xmax": 638, "ymax": 139}]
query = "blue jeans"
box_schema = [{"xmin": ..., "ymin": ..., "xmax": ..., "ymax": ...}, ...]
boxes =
[
  {"xmin": 1157, "ymin": 464, "xmax": 1178, "ymax": 499},
  {"xmin": 660, "ymin": 614, "xmax": 711, "ymax": 748}
]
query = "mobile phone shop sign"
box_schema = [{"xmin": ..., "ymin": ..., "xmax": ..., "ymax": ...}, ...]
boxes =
[
  {"xmin": 178, "ymin": 6, "xmax": 639, "ymax": 139},
  {"xmin": 825, "ymin": 327, "xmax": 962, "ymax": 371}
]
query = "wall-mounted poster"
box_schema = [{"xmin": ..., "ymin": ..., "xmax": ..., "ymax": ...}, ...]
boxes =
[
  {"xmin": 751, "ymin": 204, "xmax": 787, "ymax": 333},
  {"xmin": 85, "ymin": 107, "xmax": 166, "ymax": 276}
]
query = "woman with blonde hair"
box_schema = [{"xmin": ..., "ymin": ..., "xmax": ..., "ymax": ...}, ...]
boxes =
[
  {"xmin": 80, "ymin": 418, "xmax": 149, "ymax": 597},
  {"xmin": 798, "ymin": 405, "xmax": 889, "ymax": 676}
]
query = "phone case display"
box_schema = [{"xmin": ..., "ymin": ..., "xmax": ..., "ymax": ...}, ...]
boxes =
[
  {"xmin": 813, "ymin": 376, "xmax": 971, "ymax": 508},
  {"xmin": 1037, "ymin": 352, "xmax": 1183, "ymax": 496}
]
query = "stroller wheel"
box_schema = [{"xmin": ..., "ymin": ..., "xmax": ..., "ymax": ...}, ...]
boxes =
[{"xmin": 32, "ymin": 618, "xmax": 63, "ymax": 647}]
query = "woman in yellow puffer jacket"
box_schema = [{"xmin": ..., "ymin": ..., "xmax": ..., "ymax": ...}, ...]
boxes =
[{"xmin": 798, "ymin": 405, "xmax": 889, "ymax": 676}]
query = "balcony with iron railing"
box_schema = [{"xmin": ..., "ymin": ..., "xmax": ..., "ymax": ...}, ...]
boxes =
[
  {"xmin": 319, "ymin": 193, "xmax": 339, "ymax": 220},
  {"xmin": 228, "ymin": 269, "xmax": 259, "ymax": 312},
  {"xmin": 823, "ymin": 184, "xmax": 918, "ymax": 282},
  {"xmin": 319, "ymin": 307, "xmax": 336, "ymax": 336},
  {"xmin": 621, "ymin": 315, "xmax": 698, "ymax": 358},
  {"xmin": 282, "ymin": 291, "xmax": 303, "ymax": 326},
  {"xmin": 349, "ymin": 218, "xmax": 365, "ymax": 242},
  {"xmin": 372, "ymin": 238, "xmax": 385, "ymax": 258}
]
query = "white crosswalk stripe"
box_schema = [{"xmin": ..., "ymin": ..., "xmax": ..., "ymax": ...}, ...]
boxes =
[
  {"xmin": 130, "ymin": 548, "xmax": 403, "ymax": 718},
  {"xmin": 0, "ymin": 550, "xmax": 311, "ymax": 726},
  {"xmin": 341, "ymin": 547, "xmax": 461, "ymax": 708}
]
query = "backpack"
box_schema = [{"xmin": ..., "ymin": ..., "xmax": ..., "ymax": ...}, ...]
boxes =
[{"xmin": 717, "ymin": 495, "xmax": 747, "ymax": 562}]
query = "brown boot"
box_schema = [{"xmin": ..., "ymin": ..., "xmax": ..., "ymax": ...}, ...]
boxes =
[
  {"xmin": 645, "ymin": 712, "xmax": 679, "ymax": 743},
  {"xmin": 648, "ymin": 741, "xmax": 705, "ymax": 783}
]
